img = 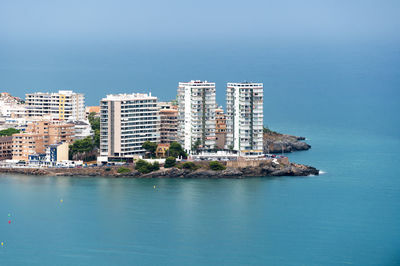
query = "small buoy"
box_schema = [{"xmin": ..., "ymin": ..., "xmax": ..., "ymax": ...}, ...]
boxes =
[
  {"xmin": 153, "ymin": 185, "xmax": 156, "ymax": 189},
  {"xmin": 1, "ymin": 242, "xmax": 3, "ymax": 246},
  {"xmin": 60, "ymin": 199, "xmax": 63, "ymax": 203},
  {"xmin": 8, "ymin": 220, "xmax": 11, "ymax": 224}
]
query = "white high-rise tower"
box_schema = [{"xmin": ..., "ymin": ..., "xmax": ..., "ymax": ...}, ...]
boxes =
[
  {"xmin": 226, "ymin": 82, "xmax": 264, "ymax": 155},
  {"xmin": 177, "ymin": 80, "xmax": 216, "ymax": 152}
]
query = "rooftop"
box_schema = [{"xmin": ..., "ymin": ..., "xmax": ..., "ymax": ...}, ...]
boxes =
[
  {"xmin": 101, "ymin": 92, "xmax": 156, "ymax": 101},
  {"xmin": 85, "ymin": 106, "xmax": 100, "ymax": 113}
]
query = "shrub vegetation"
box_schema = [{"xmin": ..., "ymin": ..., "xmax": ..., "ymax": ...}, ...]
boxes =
[
  {"xmin": 164, "ymin": 157, "xmax": 176, "ymax": 168},
  {"xmin": 135, "ymin": 159, "xmax": 160, "ymax": 174},
  {"xmin": 182, "ymin": 161, "xmax": 199, "ymax": 171},
  {"xmin": 117, "ymin": 167, "xmax": 131, "ymax": 173},
  {"xmin": 209, "ymin": 161, "xmax": 226, "ymax": 171}
]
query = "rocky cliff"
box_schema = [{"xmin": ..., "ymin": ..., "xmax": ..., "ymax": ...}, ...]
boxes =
[{"xmin": 263, "ymin": 131, "xmax": 311, "ymax": 153}]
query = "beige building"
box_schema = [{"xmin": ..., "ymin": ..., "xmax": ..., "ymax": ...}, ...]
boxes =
[
  {"xmin": 0, "ymin": 136, "xmax": 13, "ymax": 160},
  {"xmin": 215, "ymin": 108, "xmax": 227, "ymax": 150},
  {"xmin": 47, "ymin": 142, "xmax": 69, "ymax": 162},
  {"xmin": 158, "ymin": 102, "xmax": 178, "ymax": 144},
  {"xmin": 12, "ymin": 121, "xmax": 75, "ymax": 161},
  {"xmin": 100, "ymin": 93, "xmax": 159, "ymax": 160}
]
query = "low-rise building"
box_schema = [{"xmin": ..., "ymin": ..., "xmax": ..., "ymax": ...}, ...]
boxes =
[
  {"xmin": 12, "ymin": 121, "xmax": 74, "ymax": 161},
  {"xmin": 155, "ymin": 143, "xmax": 170, "ymax": 158},
  {"xmin": 72, "ymin": 120, "xmax": 93, "ymax": 140},
  {"xmin": 47, "ymin": 142, "xmax": 69, "ymax": 163},
  {"xmin": 28, "ymin": 142, "xmax": 69, "ymax": 166}
]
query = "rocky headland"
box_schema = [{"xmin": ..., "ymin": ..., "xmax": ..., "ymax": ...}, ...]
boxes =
[
  {"xmin": 263, "ymin": 129, "xmax": 311, "ymax": 153},
  {"xmin": 0, "ymin": 159, "xmax": 319, "ymax": 178}
]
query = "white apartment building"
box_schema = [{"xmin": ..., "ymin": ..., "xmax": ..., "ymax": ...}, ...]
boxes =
[
  {"xmin": 100, "ymin": 93, "xmax": 159, "ymax": 160},
  {"xmin": 71, "ymin": 120, "xmax": 93, "ymax": 140},
  {"xmin": 25, "ymin": 90, "xmax": 85, "ymax": 121},
  {"xmin": 0, "ymin": 92, "xmax": 26, "ymax": 118},
  {"xmin": 226, "ymin": 82, "xmax": 264, "ymax": 155},
  {"xmin": 177, "ymin": 80, "xmax": 216, "ymax": 152}
]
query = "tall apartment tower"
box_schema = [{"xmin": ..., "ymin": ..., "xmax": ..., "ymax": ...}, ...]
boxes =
[
  {"xmin": 177, "ymin": 80, "xmax": 216, "ymax": 152},
  {"xmin": 226, "ymin": 82, "xmax": 264, "ymax": 155},
  {"xmin": 26, "ymin": 90, "xmax": 85, "ymax": 121},
  {"xmin": 100, "ymin": 93, "xmax": 159, "ymax": 160}
]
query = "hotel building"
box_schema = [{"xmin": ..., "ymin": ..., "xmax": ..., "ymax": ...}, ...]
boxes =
[
  {"xmin": 177, "ymin": 80, "xmax": 216, "ymax": 152},
  {"xmin": 25, "ymin": 90, "xmax": 85, "ymax": 121},
  {"xmin": 226, "ymin": 82, "xmax": 264, "ymax": 155},
  {"xmin": 100, "ymin": 93, "xmax": 159, "ymax": 160}
]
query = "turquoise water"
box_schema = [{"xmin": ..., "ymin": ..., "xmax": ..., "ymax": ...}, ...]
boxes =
[
  {"xmin": 1, "ymin": 42, "xmax": 400, "ymax": 265},
  {"xmin": 1, "ymin": 125, "xmax": 399, "ymax": 265}
]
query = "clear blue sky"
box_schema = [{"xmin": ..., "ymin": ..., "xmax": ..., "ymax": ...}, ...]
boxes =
[{"xmin": 1, "ymin": 0, "xmax": 399, "ymax": 43}]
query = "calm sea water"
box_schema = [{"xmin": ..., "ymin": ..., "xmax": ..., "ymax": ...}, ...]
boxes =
[{"xmin": 0, "ymin": 41, "xmax": 400, "ymax": 265}]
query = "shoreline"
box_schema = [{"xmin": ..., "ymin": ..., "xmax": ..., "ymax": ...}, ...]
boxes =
[{"xmin": 0, "ymin": 160, "xmax": 319, "ymax": 179}]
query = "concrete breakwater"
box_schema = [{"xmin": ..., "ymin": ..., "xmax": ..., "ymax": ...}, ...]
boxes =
[{"xmin": 0, "ymin": 159, "xmax": 319, "ymax": 178}]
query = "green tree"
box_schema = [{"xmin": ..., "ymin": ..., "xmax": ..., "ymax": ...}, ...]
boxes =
[
  {"xmin": 93, "ymin": 129, "xmax": 100, "ymax": 148},
  {"xmin": 69, "ymin": 136, "xmax": 95, "ymax": 161},
  {"xmin": 87, "ymin": 112, "xmax": 100, "ymax": 148},
  {"xmin": 142, "ymin": 141, "xmax": 157, "ymax": 158},
  {"xmin": 209, "ymin": 161, "xmax": 226, "ymax": 171},
  {"xmin": 69, "ymin": 137, "xmax": 94, "ymax": 153},
  {"xmin": 88, "ymin": 112, "xmax": 100, "ymax": 131},
  {"xmin": 169, "ymin": 142, "xmax": 187, "ymax": 158},
  {"xmin": 192, "ymin": 139, "xmax": 202, "ymax": 153},
  {"xmin": 164, "ymin": 156, "xmax": 176, "ymax": 168},
  {"xmin": 0, "ymin": 128, "xmax": 20, "ymax": 136}
]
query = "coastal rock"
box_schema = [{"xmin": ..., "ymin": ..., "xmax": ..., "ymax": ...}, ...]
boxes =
[
  {"xmin": 220, "ymin": 168, "xmax": 243, "ymax": 178},
  {"xmin": 186, "ymin": 170, "xmax": 219, "ymax": 178},
  {"xmin": 270, "ymin": 166, "xmax": 295, "ymax": 176},
  {"xmin": 0, "ymin": 161, "xmax": 319, "ymax": 178},
  {"xmin": 263, "ymin": 132, "xmax": 311, "ymax": 154}
]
